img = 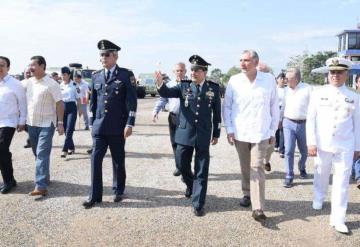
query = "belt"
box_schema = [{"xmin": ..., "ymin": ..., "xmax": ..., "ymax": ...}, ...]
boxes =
[
  {"xmin": 169, "ymin": 112, "xmax": 178, "ymax": 116},
  {"xmin": 287, "ymin": 118, "xmax": 306, "ymax": 124}
]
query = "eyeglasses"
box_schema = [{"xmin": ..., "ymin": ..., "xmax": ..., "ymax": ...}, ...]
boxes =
[
  {"xmin": 100, "ymin": 52, "xmax": 111, "ymax": 57},
  {"xmin": 329, "ymin": 70, "xmax": 345, "ymax": 75}
]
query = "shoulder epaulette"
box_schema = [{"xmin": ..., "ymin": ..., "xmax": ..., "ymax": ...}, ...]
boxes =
[
  {"xmin": 206, "ymin": 80, "xmax": 220, "ymax": 87},
  {"xmin": 118, "ymin": 67, "xmax": 131, "ymax": 72}
]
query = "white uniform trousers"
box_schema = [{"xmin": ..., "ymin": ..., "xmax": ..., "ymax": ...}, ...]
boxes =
[{"xmin": 313, "ymin": 149, "xmax": 353, "ymax": 225}]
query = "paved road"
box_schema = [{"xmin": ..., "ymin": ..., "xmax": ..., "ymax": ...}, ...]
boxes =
[{"xmin": 0, "ymin": 97, "xmax": 359, "ymax": 246}]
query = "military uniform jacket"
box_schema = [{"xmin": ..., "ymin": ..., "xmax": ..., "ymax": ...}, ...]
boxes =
[
  {"xmin": 90, "ymin": 65, "xmax": 137, "ymax": 135},
  {"xmin": 306, "ymin": 84, "xmax": 360, "ymax": 153},
  {"xmin": 158, "ymin": 80, "xmax": 221, "ymax": 148}
]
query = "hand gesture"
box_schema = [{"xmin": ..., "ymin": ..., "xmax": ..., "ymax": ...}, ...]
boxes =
[
  {"xmin": 308, "ymin": 145, "xmax": 317, "ymax": 157},
  {"xmin": 152, "ymin": 114, "xmax": 158, "ymax": 123},
  {"xmin": 57, "ymin": 124, "xmax": 64, "ymax": 136},
  {"xmin": 211, "ymin": 137, "xmax": 218, "ymax": 145},
  {"xmin": 154, "ymin": 71, "xmax": 163, "ymax": 87},
  {"xmin": 227, "ymin": 133, "xmax": 235, "ymax": 145},
  {"xmin": 124, "ymin": 126, "xmax": 132, "ymax": 139}
]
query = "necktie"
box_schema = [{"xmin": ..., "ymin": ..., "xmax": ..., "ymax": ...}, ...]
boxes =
[
  {"xmin": 196, "ymin": 84, "xmax": 201, "ymax": 95},
  {"xmin": 106, "ymin": 70, "xmax": 111, "ymax": 81}
]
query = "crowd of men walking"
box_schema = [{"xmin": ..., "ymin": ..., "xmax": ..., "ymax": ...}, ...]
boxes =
[{"xmin": 0, "ymin": 39, "xmax": 360, "ymax": 234}]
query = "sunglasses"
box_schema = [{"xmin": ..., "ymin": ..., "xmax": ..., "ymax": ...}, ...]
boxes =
[
  {"xmin": 100, "ymin": 52, "xmax": 111, "ymax": 57},
  {"xmin": 329, "ymin": 70, "xmax": 345, "ymax": 75}
]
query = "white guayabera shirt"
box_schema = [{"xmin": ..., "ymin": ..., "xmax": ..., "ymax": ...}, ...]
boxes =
[{"xmin": 222, "ymin": 71, "xmax": 279, "ymax": 143}]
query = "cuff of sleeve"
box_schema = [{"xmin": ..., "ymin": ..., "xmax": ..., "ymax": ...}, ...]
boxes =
[
  {"xmin": 226, "ymin": 126, "xmax": 234, "ymax": 134},
  {"xmin": 307, "ymin": 140, "xmax": 317, "ymax": 147},
  {"xmin": 127, "ymin": 117, "xmax": 135, "ymax": 127},
  {"xmin": 271, "ymin": 129, "xmax": 277, "ymax": 137}
]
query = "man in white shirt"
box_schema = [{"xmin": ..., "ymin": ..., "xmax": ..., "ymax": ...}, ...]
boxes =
[
  {"xmin": 0, "ymin": 56, "xmax": 27, "ymax": 194},
  {"xmin": 223, "ymin": 50, "xmax": 279, "ymax": 221},
  {"xmin": 152, "ymin": 62, "xmax": 186, "ymax": 176},
  {"xmin": 307, "ymin": 57, "xmax": 360, "ymax": 234},
  {"xmin": 282, "ymin": 68, "xmax": 312, "ymax": 188},
  {"xmin": 74, "ymin": 73, "xmax": 90, "ymax": 130},
  {"xmin": 23, "ymin": 56, "xmax": 64, "ymax": 196}
]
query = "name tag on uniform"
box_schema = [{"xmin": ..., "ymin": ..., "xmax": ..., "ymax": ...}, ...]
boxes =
[
  {"xmin": 320, "ymin": 97, "xmax": 328, "ymax": 100},
  {"xmin": 345, "ymin": 98, "xmax": 354, "ymax": 103}
]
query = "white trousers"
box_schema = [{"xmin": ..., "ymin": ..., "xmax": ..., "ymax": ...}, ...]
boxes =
[{"xmin": 313, "ymin": 149, "xmax": 353, "ymax": 225}]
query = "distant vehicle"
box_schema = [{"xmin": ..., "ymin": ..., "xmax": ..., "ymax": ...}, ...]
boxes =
[
  {"xmin": 69, "ymin": 63, "xmax": 95, "ymax": 85},
  {"xmin": 138, "ymin": 73, "xmax": 158, "ymax": 97},
  {"xmin": 136, "ymin": 81, "xmax": 146, "ymax": 99}
]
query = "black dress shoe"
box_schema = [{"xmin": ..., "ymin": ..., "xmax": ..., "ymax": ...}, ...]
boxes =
[
  {"xmin": 1, "ymin": 180, "xmax": 17, "ymax": 194},
  {"xmin": 264, "ymin": 162, "xmax": 271, "ymax": 172},
  {"xmin": 113, "ymin": 194, "xmax": 123, "ymax": 202},
  {"xmin": 87, "ymin": 149, "xmax": 93, "ymax": 154},
  {"xmin": 193, "ymin": 208, "xmax": 205, "ymax": 217},
  {"xmin": 239, "ymin": 196, "xmax": 251, "ymax": 207},
  {"xmin": 173, "ymin": 169, "xmax": 181, "ymax": 176},
  {"xmin": 252, "ymin": 209, "xmax": 267, "ymax": 222},
  {"xmin": 185, "ymin": 187, "xmax": 192, "ymax": 198},
  {"xmin": 82, "ymin": 199, "xmax": 102, "ymax": 209}
]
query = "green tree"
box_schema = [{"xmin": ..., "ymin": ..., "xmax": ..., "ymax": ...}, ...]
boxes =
[
  {"xmin": 209, "ymin": 68, "xmax": 223, "ymax": 83},
  {"xmin": 222, "ymin": 66, "xmax": 241, "ymax": 84},
  {"xmin": 287, "ymin": 51, "xmax": 337, "ymax": 85}
]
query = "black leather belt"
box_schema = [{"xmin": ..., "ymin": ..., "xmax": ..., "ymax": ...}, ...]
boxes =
[
  {"xmin": 169, "ymin": 112, "xmax": 177, "ymax": 116},
  {"xmin": 287, "ymin": 118, "xmax": 306, "ymax": 124}
]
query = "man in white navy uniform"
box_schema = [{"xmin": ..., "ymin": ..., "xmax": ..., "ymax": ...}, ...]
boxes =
[{"xmin": 307, "ymin": 57, "xmax": 360, "ymax": 234}]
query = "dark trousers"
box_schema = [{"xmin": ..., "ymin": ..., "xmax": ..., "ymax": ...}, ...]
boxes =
[
  {"xmin": 63, "ymin": 102, "xmax": 77, "ymax": 152},
  {"xmin": 168, "ymin": 113, "xmax": 178, "ymax": 167},
  {"xmin": 89, "ymin": 134, "xmax": 126, "ymax": 200},
  {"xmin": 275, "ymin": 127, "xmax": 285, "ymax": 154},
  {"xmin": 176, "ymin": 143, "xmax": 210, "ymax": 210},
  {"xmin": 0, "ymin": 127, "xmax": 16, "ymax": 185}
]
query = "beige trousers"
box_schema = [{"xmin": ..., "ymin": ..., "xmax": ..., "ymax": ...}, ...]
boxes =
[
  {"xmin": 264, "ymin": 141, "xmax": 274, "ymax": 164},
  {"xmin": 235, "ymin": 139, "xmax": 269, "ymax": 210}
]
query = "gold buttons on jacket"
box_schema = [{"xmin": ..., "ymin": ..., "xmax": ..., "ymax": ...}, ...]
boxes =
[{"xmin": 195, "ymin": 119, "xmax": 198, "ymax": 123}]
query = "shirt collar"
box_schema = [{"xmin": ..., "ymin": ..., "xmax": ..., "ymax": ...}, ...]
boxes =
[
  {"xmin": 32, "ymin": 74, "xmax": 48, "ymax": 83},
  {"xmin": 105, "ymin": 65, "xmax": 116, "ymax": 74},
  {"xmin": 0, "ymin": 74, "xmax": 10, "ymax": 83}
]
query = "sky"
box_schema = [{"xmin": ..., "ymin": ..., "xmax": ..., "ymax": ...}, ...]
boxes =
[{"xmin": 1, "ymin": 0, "xmax": 360, "ymax": 77}]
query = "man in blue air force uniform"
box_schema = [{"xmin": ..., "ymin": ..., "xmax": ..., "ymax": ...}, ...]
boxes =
[
  {"xmin": 155, "ymin": 55, "xmax": 221, "ymax": 216},
  {"xmin": 83, "ymin": 39, "xmax": 137, "ymax": 209}
]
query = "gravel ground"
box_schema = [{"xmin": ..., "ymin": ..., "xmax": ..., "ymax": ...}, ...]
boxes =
[{"xmin": 0, "ymin": 97, "xmax": 359, "ymax": 247}]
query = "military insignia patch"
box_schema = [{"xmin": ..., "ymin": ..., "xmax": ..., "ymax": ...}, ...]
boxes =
[
  {"xmin": 206, "ymin": 91, "xmax": 214, "ymax": 97},
  {"xmin": 130, "ymin": 76, "xmax": 136, "ymax": 86},
  {"xmin": 100, "ymin": 40, "xmax": 105, "ymax": 50},
  {"xmin": 114, "ymin": 80, "xmax": 122, "ymax": 84}
]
